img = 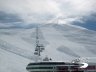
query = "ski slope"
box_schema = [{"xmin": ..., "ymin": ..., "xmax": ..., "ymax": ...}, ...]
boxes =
[{"xmin": 0, "ymin": 24, "xmax": 96, "ymax": 72}]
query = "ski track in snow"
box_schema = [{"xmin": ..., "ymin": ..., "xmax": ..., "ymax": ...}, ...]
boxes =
[
  {"xmin": 0, "ymin": 48, "xmax": 30, "ymax": 72},
  {"xmin": 0, "ymin": 39, "xmax": 34, "ymax": 60}
]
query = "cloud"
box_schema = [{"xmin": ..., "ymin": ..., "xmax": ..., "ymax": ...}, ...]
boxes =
[
  {"xmin": 0, "ymin": 0, "xmax": 60, "ymax": 24},
  {"xmin": 0, "ymin": 11, "xmax": 22, "ymax": 23},
  {"xmin": 0, "ymin": 0, "xmax": 96, "ymax": 24},
  {"xmin": 55, "ymin": 0, "xmax": 96, "ymax": 15}
]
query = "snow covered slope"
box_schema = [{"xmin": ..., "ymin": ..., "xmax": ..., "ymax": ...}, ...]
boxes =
[{"xmin": 0, "ymin": 24, "xmax": 96, "ymax": 72}]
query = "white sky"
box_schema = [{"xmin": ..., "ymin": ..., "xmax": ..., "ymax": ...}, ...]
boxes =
[{"xmin": 0, "ymin": 0, "xmax": 96, "ymax": 24}]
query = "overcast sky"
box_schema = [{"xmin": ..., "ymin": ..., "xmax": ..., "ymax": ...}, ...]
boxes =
[{"xmin": 0, "ymin": 0, "xmax": 96, "ymax": 25}]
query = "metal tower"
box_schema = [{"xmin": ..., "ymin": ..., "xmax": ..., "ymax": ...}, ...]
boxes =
[
  {"xmin": 34, "ymin": 26, "xmax": 45, "ymax": 57},
  {"xmin": 33, "ymin": 26, "xmax": 52, "ymax": 62}
]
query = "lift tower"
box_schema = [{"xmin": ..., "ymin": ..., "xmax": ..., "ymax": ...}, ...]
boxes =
[{"xmin": 34, "ymin": 26, "xmax": 45, "ymax": 61}]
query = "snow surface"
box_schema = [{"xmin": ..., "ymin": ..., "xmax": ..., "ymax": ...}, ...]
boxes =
[{"xmin": 0, "ymin": 24, "xmax": 96, "ymax": 72}]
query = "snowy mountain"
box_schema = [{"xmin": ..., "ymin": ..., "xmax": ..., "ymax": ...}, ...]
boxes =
[{"xmin": 0, "ymin": 24, "xmax": 96, "ymax": 72}]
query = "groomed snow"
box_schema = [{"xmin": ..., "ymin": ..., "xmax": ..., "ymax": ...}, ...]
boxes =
[{"xmin": 0, "ymin": 24, "xmax": 96, "ymax": 72}]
